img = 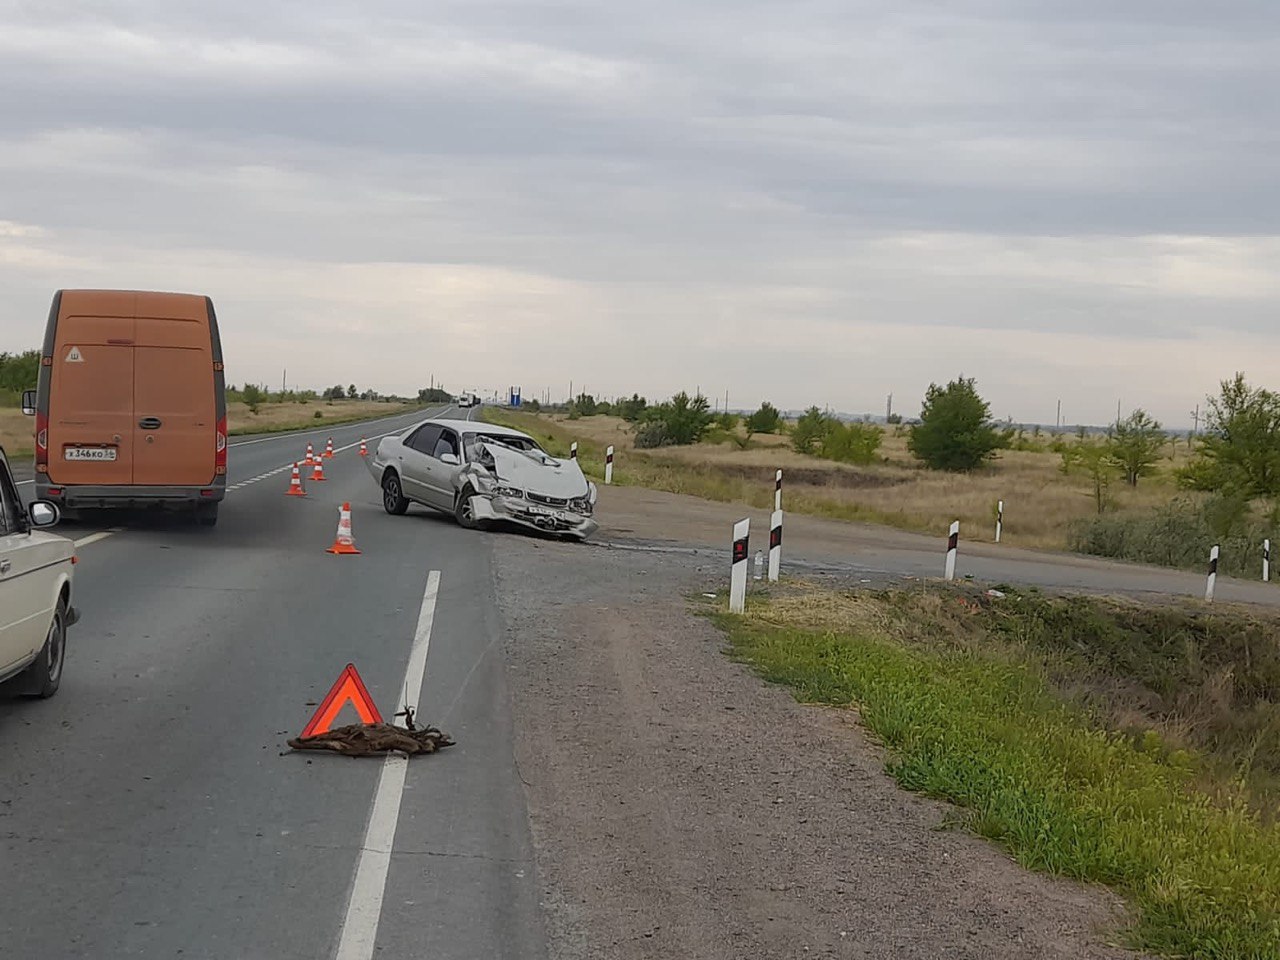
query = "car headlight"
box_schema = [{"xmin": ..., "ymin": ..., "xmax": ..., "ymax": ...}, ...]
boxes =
[
  {"xmin": 569, "ymin": 495, "xmax": 593, "ymax": 516},
  {"xmin": 494, "ymin": 486, "xmax": 524, "ymax": 499}
]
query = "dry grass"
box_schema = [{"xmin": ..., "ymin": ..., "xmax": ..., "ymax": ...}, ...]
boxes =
[
  {"xmin": 0, "ymin": 399, "xmax": 419, "ymax": 459},
  {"xmin": 496, "ymin": 411, "xmax": 1198, "ymax": 550}
]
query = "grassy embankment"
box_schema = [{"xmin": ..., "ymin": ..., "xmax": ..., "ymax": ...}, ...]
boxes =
[
  {"xmin": 718, "ymin": 584, "xmax": 1280, "ymax": 959},
  {"xmin": 0, "ymin": 399, "xmax": 421, "ymax": 459},
  {"xmin": 483, "ymin": 408, "xmax": 1196, "ymax": 550}
]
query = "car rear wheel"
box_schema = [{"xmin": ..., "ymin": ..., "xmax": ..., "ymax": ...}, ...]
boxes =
[
  {"xmin": 455, "ymin": 485, "xmax": 481, "ymax": 529},
  {"xmin": 382, "ymin": 472, "xmax": 409, "ymax": 515},
  {"xmin": 22, "ymin": 600, "xmax": 67, "ymax": 699}
]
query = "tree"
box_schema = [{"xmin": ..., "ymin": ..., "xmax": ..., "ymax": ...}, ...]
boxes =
[
  {"xmin": 1179, "ymin": 374, "xmax": 1280, "ymax": 498},
  {"xmin": 746, "ymin": 402, "xmax": 782, "ymax": 435},
  {"xmin": 0, "ymin": 350, "xmax": 40, "ymax": 400},
  {"xmin": 641, "ymin": 391, "xmax": 714, "ymax": 445},
  {"xmin": 1110, "ymin": 409, "xmax": 1165, "ymax": 487},
  {"xmin": 791, "ymin": 407, "xmax": 827, "ymax": 455},
  {"xmin": 418, "ymin": 386, "xmax": 451, "ymax": 403},
  {"xmin": 572, "ymin": 393, "xmax": 598, "ymax": 416},
  {"xmin": 823, "ymin": 421, "xmax": 883, "ymax": 465},
  {"xmin": 323, "ymin": 385, "xmax": 345, "ymax": 401},
  {"xmin": 908, "ymin": 377, "xmax": 1000, "ymax": 471},
  {"xmin": 347, "ymin": 384, "xmax": 358, "ymax": 399},
  {"xmin": 1061, "ymin": 437, "xmax": 1120, "ymax": 514},
  {"xmin": 241, "ymin": 383, "xmax": 265, "ymax": 414},
  {"xmin": 616, "ymin": 394, "xmax": 648, "ymax": 422}
]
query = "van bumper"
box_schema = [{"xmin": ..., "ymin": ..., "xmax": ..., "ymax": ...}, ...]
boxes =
[{"xmin": 37, "ymin": 480, "xmax": 227, "ymax": 509}]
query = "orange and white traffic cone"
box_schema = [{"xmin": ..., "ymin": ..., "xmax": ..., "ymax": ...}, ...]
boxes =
[
  {"xmin": 304, "ymin": 442, "xmax": 315, "ymax": 464},
  {"xmin": 312, "ymin": 457, "xmax": 326, "ymax": 482},
  {"xmin": 323, "ymin": 437, "xmax": 334, "ymax": 459},
  {"xmin": 326, "ymin": 502, "xmax": 361, "ymax": 555},
  {"xmin": 286, "ymin": 462, "xmax": 307, "ymax": 497},
  {"xmin": 359, "ymin": 438, "xmax": 368, "ymax": 457}
]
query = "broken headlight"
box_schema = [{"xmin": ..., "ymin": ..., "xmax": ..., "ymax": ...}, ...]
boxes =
[
  {"xmin": 569, "ymin": 495, "xmax": 594, "ymax": 516},
  {"xmin": 493, "ymin": 485, "xmax": 525, "ymax": 499}
]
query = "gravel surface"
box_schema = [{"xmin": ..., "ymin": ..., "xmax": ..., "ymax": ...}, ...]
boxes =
[{"xmin": 494, "ymin": 535, "xmax": 1148, "ymax": 960}]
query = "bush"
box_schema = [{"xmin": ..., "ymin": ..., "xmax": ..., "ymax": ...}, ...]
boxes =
[
  {"xmin": 633, "ymin": 422, "xmax": 669, "ymax": 449},
  {"xmin": 241, "ymin": 383, "xmax": 265, "ymax": 414},
  {"xmin": 616, "ymin": 394, "xmax": 648, "ymax": 422},
  {"xmin": 524, "ymin": 398, "xmax": 542, "ymax": 413},
  {"xmin": 746, "ymin": 402, "xmax": 782, "ymax": 435},
  {"xmin": 823, "ymin": 421, "xmax": 883, "ymax": 465},
  {"xmin": 313, "ymin": 410, "xmax": 323, "ymax": 419},
  {"xmin": 717, "ymin": 411, "xmax": 739, "ymax": 431},
  {"xmin": 791, "ymin": 406, "xmax": 826, "ymax": 455},
  {"xmin": 640, "ymin": 391, "xmax": 714, "ymax": 446},
  {"xmin": 909, "ymin": 377, "xmax": 1001, "ymax": 471}
]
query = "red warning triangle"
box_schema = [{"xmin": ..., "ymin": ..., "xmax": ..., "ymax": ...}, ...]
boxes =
[{"xmin": 299, "ymin": 663, "xmax": 383, "ymax": 737}]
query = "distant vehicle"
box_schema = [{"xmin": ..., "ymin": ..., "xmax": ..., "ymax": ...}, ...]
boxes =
[
  {"xmin": 457, "ymin": 392, "xmax": 479, "ymax": 408},
  {"xmin": 24, "ymin": 290, "xmax": 228, "ymax": 525},
  {"xmin": 369, "ymin": 418, "xmax": 599, "ymax": 540},
  {"xmin": 0, "ymin": 445, "xmax": 77, "ymax": 698}
]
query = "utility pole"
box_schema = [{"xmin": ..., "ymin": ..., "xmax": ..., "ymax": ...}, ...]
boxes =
[
  {"xmin": 725, "ymin": 389, "xmax": 729, "ymax": 413},
  {"xmin": 1056, "ymin": 399, "xmax": 1061, "ymax": 430},
  {"xmin": 886, "ymin": 393, "xmax": 893, "ymax": 421}
]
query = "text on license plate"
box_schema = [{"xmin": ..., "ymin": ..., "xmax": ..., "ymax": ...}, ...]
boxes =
[{"xmin": 64, "ymin": 447, "xmax": 118, "ymax": 462}]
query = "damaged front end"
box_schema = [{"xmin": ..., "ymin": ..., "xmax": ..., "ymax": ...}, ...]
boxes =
[{"xmin": 460, "ymin": 442, "xmax": 599, "ymax": 540}]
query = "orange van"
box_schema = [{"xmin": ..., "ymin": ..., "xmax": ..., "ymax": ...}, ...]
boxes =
[{"xmin": 26, "ymin": 290, "xmax": 228, "ymax": 525}]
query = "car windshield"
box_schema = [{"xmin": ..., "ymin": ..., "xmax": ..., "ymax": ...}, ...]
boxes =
[{"xmin": 462, "ymin": 431, "xmax": 544, "ymax": 463}]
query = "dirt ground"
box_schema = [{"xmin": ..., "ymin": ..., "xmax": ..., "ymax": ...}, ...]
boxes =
[{"xmin": 493, "ymin": 536, "xmax": 1149, "ymax": 960}]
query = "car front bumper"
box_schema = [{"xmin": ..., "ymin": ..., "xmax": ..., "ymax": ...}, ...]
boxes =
[{"xmin": 471, "ymin": 494, "xmax": 599, "ymax": 540}]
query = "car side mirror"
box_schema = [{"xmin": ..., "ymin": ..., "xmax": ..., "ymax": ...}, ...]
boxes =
[
  {"xmin": 21, "ymin": 389, "xmax": 36, "ymax": 416},
  {"xmin": 440, "ymin": 453, "xmax": 460, "ymax": 466},
  {"xmin": 28, "ymin": 500, "xmax": 60, "ymax": 528}
]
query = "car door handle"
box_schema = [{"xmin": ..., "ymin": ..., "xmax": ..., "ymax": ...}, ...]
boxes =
[{"xmin": 0, "ymin": 559, "xmax": 11, "ymax": 574}]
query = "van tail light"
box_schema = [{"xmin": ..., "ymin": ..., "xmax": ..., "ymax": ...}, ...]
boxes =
[
  {"xmin": 215, "ymin": 416, "xmax": 228, "ymax": 475},
  {"xmin": 35, "ymin": 411, "xmax": 49, "ymax": 469}
]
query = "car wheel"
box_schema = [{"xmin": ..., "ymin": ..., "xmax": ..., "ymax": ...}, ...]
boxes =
[
  {"xmin": 22, "ymin": 599, "xmax": 67, "ymax": 699},
  {"xmin": 196, "ymin": 503, "xmax": 219, "ymax": 527},
  {"xmin": 382, "ymin": 471, "xmax": 409, "ymax": 515},
  {"xmin": 455, "ymin": 485, "xmax": 481, "ymax": 529}
]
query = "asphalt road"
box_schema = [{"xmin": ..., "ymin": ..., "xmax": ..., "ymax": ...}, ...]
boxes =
[{"xmin": 1, "ymin": 404, "xmax": 546, "ymax": 960}]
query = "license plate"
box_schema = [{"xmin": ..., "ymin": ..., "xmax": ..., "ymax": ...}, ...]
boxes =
[
  {"xmin": 64, "ymin": 447, "xmax": 118, "ymax": 462},
  {"xmin": 526, "ymin": 504, "xmax": 554, "ymax": 516}
]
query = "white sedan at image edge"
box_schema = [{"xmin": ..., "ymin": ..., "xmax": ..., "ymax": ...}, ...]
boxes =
[
  {"xmin": 0, "ymin": 445, "xmax": 77, "ymax": 699},
  {"xmin": 368, "ymin": 418, "xmax": 599, "ymax": 540}
]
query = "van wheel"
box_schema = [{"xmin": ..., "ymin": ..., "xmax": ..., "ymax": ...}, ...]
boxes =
[
  {"xmin": 382, "ymin": 472, "xmax": 409, "ymax": 515},
  {"xmin": 22, "ymin": 600, "xmax": 67, "ymax": 699},
  {"xmin": 196, "ymin": 503, "xmax": 219, "ymax": 527}
]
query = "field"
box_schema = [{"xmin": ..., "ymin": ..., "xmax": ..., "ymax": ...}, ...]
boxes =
[
  {"xmin": 0, "ymin": 398, "xmax": 419, "ymax": 459},
  {"xmin": 486, "ymin": 409, "xmax": 1198, "ymax": 550},
  {"xmin": 718, "ymin": 583, "xmax": 1280, "ymax": 959}
]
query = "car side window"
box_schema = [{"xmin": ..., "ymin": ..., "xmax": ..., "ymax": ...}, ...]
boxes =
[
  {"xmin": 432, "ymin": 430, "xmax": 460, "ymax": 461},
  {"xmin": 0, "ymin": 462, "xmax": 19, "ymax": 536},
  {"xmin": 407, "ymin": 424, "xmax": 443, "ymax": 456}
]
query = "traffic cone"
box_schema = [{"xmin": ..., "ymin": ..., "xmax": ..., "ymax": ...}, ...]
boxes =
[
  {"xmin": 286, "ymin": 462, "xmax": 307, "ymax": 497},
  {"xmin": 312, "ymin": 457, "xmax": 326, "ymax": 482},
  {"xmin": 326, "ymin": 502, "xmax": 361, "ymax": 555},
  {"xmin": 304, "ymin": 442, "xmax": 315, "ymax": 464},
  {"xmin": 359, "ymin": 438, "xmax": 368, "ymax": 457},
  {"xmin": 323, "ymin": 437, "xmax": 334, "ymax": 459}
]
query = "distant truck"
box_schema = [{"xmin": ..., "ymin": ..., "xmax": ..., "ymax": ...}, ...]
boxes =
[
  {"xmin": 457, "ymin": 392, "xmax": 480, "ymax": 408},
  {"xmin": 24, "ymin": 290, "xmax": 228, "ymax": 525}
]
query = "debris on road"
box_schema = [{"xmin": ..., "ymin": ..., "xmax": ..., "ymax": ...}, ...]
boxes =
[{"xmin": 288, "ymin": 722, "xmax": 454, "ymax": 757}]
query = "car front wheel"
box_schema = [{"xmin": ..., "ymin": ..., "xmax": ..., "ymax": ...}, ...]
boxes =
[
  {"xmin": 455, "ymin": 485, "xmax": 481, "ymax": 529},
  {"xmin": 383, "ymin": 472, "xmax": 409, "ymax": 515},
  {"xmin": 22, "ymin": 599, "xmax": 67, "ymax": 699}
]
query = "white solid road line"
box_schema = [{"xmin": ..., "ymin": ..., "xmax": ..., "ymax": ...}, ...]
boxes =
[{"xmin": 335, "ymin": 570, "xmax": 441, "ymax": 960}]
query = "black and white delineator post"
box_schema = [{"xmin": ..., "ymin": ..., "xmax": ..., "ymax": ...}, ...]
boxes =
[
  {"xmin": 729, "ymin": 518, "xmax": 750, "ymax": 614},
  {"xmin": 944, "ymin": 520, "xmax": 959, "ymax": 580},
  {"xmin": 605, "ymin": 445, "xmax": 614, "ymax": 485},
  {"xmin": 1206, "ymin": 544, "xmax": 1219, "ymax": 602},
  {"xmin": 995, "ymin": 500, "xmax": 1004, "ymax": 544},
  {"xmin": 570, "ymin": 441, "xmax": 578, "ymax": 460},
  {"xmin": 1265, "ymin": 539, "xmax": 1271, "ymax": 583},
  {"xmin": 768, "ymin": 509, "xmax": 782, "ymax": 582},
  {"xmin": 774, "ymin": 469, "xmax": 783, "ymax": 511}
]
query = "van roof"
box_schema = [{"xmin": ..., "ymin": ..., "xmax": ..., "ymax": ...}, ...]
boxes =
[{"xmin": 56, "ymin": 290, "xmax": 209, "ymax": 320}]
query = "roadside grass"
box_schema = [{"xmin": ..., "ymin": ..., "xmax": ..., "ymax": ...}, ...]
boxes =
[
  {"xmin": 485, "ymin": 409, "xmax": 1193, "ymax": 549},
  {"xmin": 716, "ymin": 584, "xmax": 1280, "ymax": 959}
]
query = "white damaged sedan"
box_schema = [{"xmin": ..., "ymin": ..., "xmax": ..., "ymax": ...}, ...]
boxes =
[{"xmin": 368, "ymin": 418, "xmax": 599, "ymax": 540}]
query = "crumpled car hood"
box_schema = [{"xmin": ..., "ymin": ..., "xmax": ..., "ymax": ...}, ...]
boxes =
[{"xmin": 484, "ymin": 443, "xmax": 590, "ymax": 499}]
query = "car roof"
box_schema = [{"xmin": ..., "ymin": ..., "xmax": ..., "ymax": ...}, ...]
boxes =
[{"xmin": 416, "ymin": 418, "xmax": 530, "ymax": 439}]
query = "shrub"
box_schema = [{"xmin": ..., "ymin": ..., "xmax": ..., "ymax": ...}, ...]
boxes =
[
  {"xmin": 746, "ymin": 402, "xmax": 782, "ymax": 435},
  {"xmin": 640, "ymin": 391, "xmax": 714, "ymax": 446},
  {"xmin": 823, "ymin": 421, "xmax": 883, "ymax": 465},
  {"xmin": 908, "ymin": 377, "xmax": 1001, "ymax": 471},
  {"xmin": 241, "ymin": 383, "xmax": 265, "ymax": 414},
  {"xmin": 616, "ymin": 394, "xmax": 648, "ymax": 422},
  {"xmin": 313, "ymin": 410, "xmax": 323, "ymax": 419},
  {"xmin": 791, "ymin": 406, "xmax": 826, "ymax": 455},
  {"xmin": 633, "ymin": 422, "xmax": 669, "ymax": 448}
]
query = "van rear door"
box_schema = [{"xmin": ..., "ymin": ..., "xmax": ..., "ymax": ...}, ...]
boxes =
[
  {"xmin": 46, "ymin": 315, "xmax": 136, "ymax": 487},
  {"xmin": 132, "ymin": 311, "xmax": 216, "ymax": 487}
]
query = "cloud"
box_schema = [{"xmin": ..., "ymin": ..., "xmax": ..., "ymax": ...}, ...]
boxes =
[{"xmin": 2, "ymin": 1, "xmax": 1279, "ymax": 425}]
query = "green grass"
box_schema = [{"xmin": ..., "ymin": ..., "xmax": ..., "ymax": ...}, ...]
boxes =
[
  {"xmin": 227, "ymin": 403, "xmax": 423, "ymax": 437},
  {"xmin": 718, "ymin": 589, "xmax": 1280, "ymax": 959}
]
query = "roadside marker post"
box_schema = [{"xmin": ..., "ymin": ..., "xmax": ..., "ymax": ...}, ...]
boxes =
[
  {"xmin": 775, "ymin": 470, "xmax": 783, "ymax": 511},
  {"xmin": 729, "ymin": 518, "xmax": 750, "ymax": 614},
  {"xmin": 605, "ymin": 445, "xmax": 614, "ymax": 485},
  {"xmin": 1206, "ymin": 544, "xmax": 1219, "ymax": 603},
  {"xmin": 299, "ymin": 663, "xmax": 383, "ymax": 738},
  {"xmin": 1265, "ymin": 539, "xmax": 1271, "ymax": 583},
  {"xmin": 995, "ymin": 500, "xmax": 1004, "ymax": 544},
  {"xmin": 945, "ymin": 520, "xmax": 959, "ymax": 581},
  {"xmin": 768, "ymin": 509, "xmax": 782, "ymax": 582},
  {"xmin": 570, "ymin": 441, "xmax": 578, "ymax": 460}
]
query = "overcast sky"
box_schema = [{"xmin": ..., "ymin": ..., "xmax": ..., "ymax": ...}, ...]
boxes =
[{"xmin": 3, "ymin": 1, "xmax": 1279, "ymax": 426}]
